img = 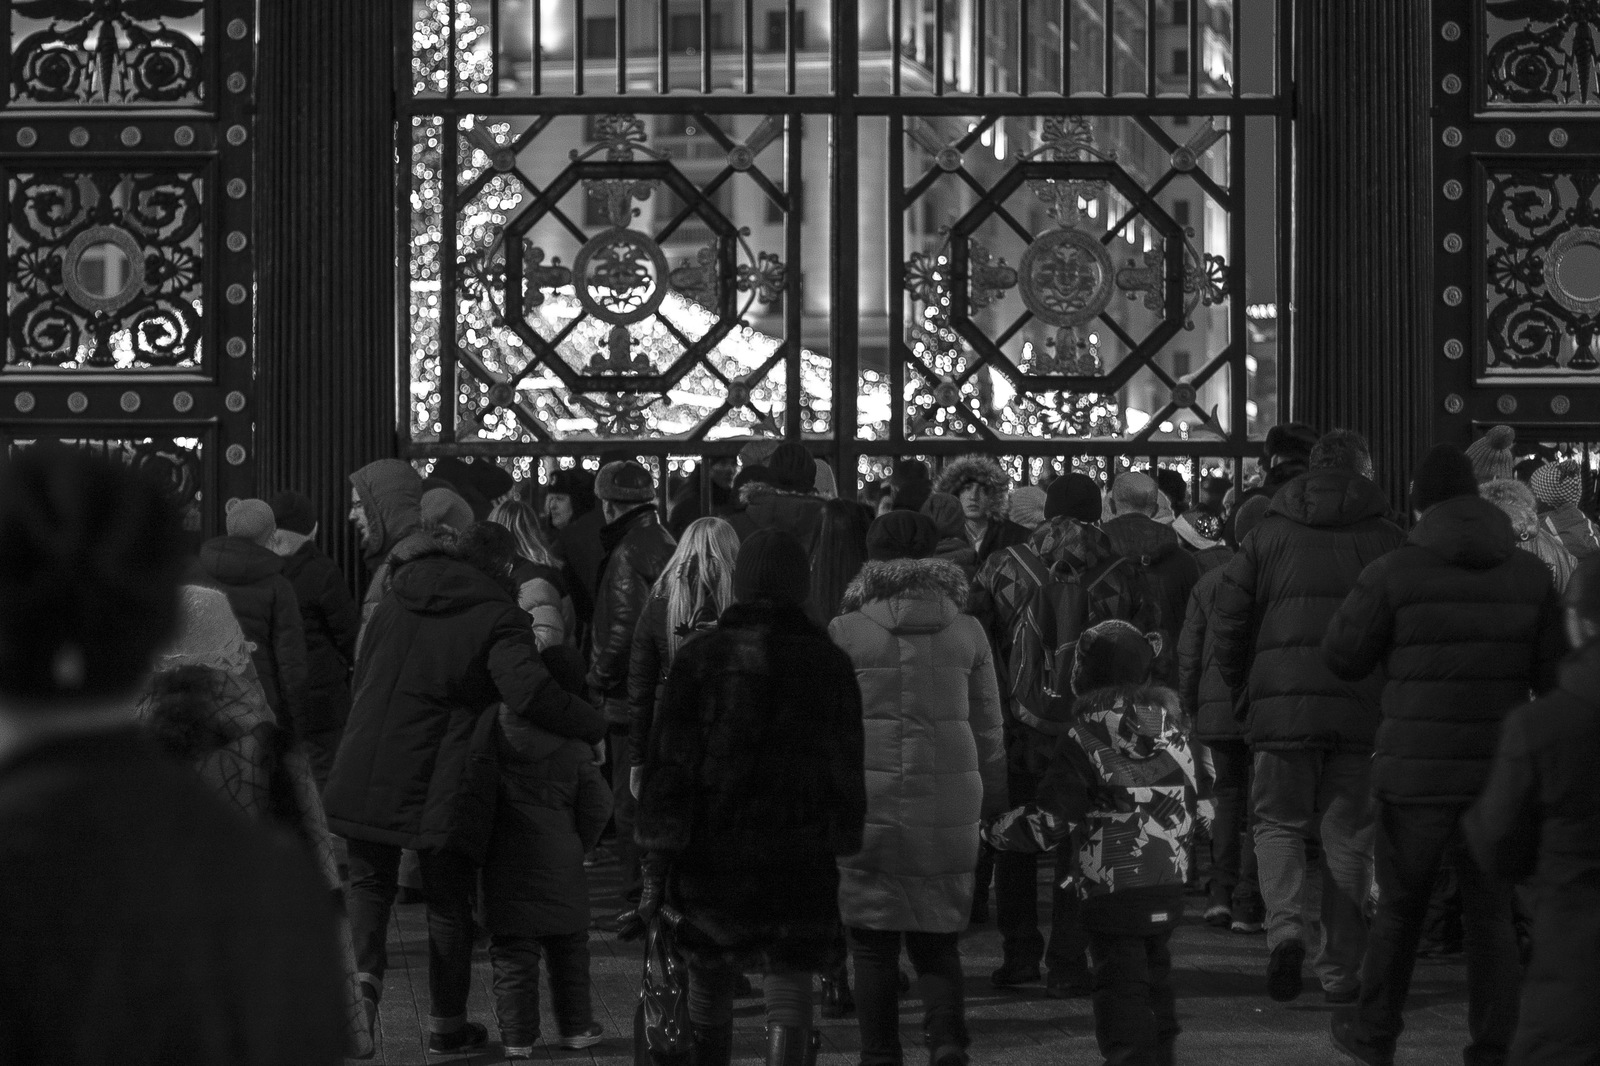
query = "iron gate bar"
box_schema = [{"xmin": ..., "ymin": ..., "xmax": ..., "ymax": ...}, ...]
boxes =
[
  {"xmin": 1019, "ymin": 0, "xmax": 1030, "ymax": 95},
  {"xmin": 490, "ymin": 0, "xmax": 500, "ymax": 96},
  {"xmin": 833, "ymin": 0, "xmax": 861, "ymax": 483},
  {"xmin": 400, "ymin": 97, "xmax": 1287, "ymax": 115},
  {"xmin": 1189, "ymin": 0, "xmax": 1199, "ymax": 97},
  {"xmin": 441, "ymin": 116, "xmax": 458, "ymax": 442},
  {"xmin": 1061, "ymin": 0, "xmax": 1071, "ymax": 94},
  {"xmin": 574, "ymin": 0, "xmax": 585, "ymax": 95},
  {"xmin": 785, "ymin": 109, "xmax": 802, "ymax": 437},
  {"xmin": 1104, "ymin": 0, "xmax": 1114, "ymax": 96},
  {"xmin": 978, "ymin": 0, "xmax": 989, "ymax": 96},
  {"xmin": 889, "ymin": 110, "xmax": 906, "ymax": 446},
  {"xmin": 935, "ymin": 0, "xmax": 946, "ymax": 96},
  {"xmin": 745, "ymin": 0, "xmax": 755, "ymax": 91},
  {"xmin": 616, "ymin": 0, "xmax": 626, "ymax": 94},
  {"xmin": 1145, "ymin": 0, "xmax": 1155, "ymax": 98}
]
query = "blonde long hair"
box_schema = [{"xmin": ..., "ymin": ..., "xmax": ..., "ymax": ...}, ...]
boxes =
[
  {"xmin": 658, "ymin": 517, "xmax": 740, "ymax": 659},
  {"xmin": 490, "ymin": 498, "xmax": 558, "ymax": 568}
]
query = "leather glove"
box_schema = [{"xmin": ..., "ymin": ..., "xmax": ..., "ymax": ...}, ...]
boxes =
[{"xmin": 616, "ymin": 857, "xmax": 667, "ymax": 942}]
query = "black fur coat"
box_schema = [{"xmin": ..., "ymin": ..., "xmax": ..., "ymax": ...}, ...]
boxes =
[{"xmin": 635, "ymin": 598, "xmax": 866, "ymax": 971}]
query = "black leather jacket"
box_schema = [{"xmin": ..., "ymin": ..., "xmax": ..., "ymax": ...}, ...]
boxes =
[{"xmin": 586, "ymin": 506, "xmax": 676, "ymax": 721}]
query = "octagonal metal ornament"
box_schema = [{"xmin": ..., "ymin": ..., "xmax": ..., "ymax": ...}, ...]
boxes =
[
  {"xmin": 1018, "ymin": 227, "xmax": 1117, "ymax": 328},
  {"xmin": 571, "ymin": 226, "xmax": 670, "ymax": 327}
]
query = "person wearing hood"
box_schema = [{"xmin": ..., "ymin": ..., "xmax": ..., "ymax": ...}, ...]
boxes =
[
  {"xmin": 586, "ymin": 460, "xmax": 677, "ymax": 922},
  {"xmin": 1211, "ymin": 430, "xmax": 1405, "ymax": 1006},
  {"xmin": 829, "ymin": 513, "xmax": 1006, "ymax": 1066},
  {"xmin": 269, "ymin": 491, "xmax": 360, "ymax": 786},
  {"xmin": 921, "ymin": 491, "xmax": 979, "ymax": 579},
  {"xmin": 1221, "ymin": 423, "xmax": 1318, "ymax": 545},
  {"xmin": 1103, "ymin": 473, "xmax": 1200, "ymax": 686},
  {"xmin": 986, "ymin": 620, "xmax": 1209, "ymax": 1066},
  {"xmin": 1465, "ymin": 554, "xmax": 1600, "ymax": 1066},
  {"xmin": 968, "ymin": 473, "xmax": 1155, "ymax": 998},
  {"xmin": 1480, "ymin": 478, "xmax": 1577, "ymax": 594},
  {"xmin": 198, "ymin": 500, "xmax": 309, "ymax": 724},
  {"xmin": 629, "ymin": 529, "xmax": 867, "ymax": 1066},
  {"xmin": 727, "ymin": 441, "xmax": 829, "ymax": 556},
  {"xmin": 1178, "ymin": 493, "xmax": 1273, "ymax": 937},
  {"xmin": 934, "ymin": 455, "xmax": 1030, "ymax": 566},
  {"xmin": 1321, "ymin": 444, "xmax": 1562, "ymax": 1066},
  {"xmin": 324, "ymin": 520, "xmax": 607, "ymax": 1056},
  {"xmin": 348, "ymin": 458, "xmax": 428, "ymax": 652},
  {"xmin": 1531, "ymin": 459, "xmax": 1600, "ymax": 561}
]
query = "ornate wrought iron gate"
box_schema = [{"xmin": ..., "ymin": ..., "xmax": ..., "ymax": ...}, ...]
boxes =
[
  {"xmin": 401, "ymin": 0, "xmax": 1291, "ymax": 490},
  {"xmin": 0, "ymin": 0, "xmax": 257, "ymax": 533}
]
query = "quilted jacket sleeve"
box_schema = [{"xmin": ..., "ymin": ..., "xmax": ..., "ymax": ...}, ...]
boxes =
[
  {"xmin": 1210, "ymin": 541, "xmax": 1260, "ymax": 694},
  {"xmin": 1322, "ymin": 559, "xmax": 1394, "ymax": 682}
]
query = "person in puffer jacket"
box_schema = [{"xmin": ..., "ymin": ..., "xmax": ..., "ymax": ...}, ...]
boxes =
[
  {"xmin": 829, "ymin": 520, "xmax": 1006, "ymax": 1066},
  {"xmin": 1102, "ymin": 473, "xmax": 1200, "ymax": 685},
  {"xmin": 987, "ymin": 620, "xmax": 1209, "ymax": 1066}
]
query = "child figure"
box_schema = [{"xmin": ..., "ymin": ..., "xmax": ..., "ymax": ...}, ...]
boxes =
[
  {"xmin": 987, "ymin": 620, "xmax": 1211, "ymax": 1066},
  {"xmin": 483, "ymin": 644, "xmax": 614, "ymax": 1058}
]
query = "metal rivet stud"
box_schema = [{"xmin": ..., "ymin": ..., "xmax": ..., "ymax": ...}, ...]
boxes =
[
  {"xmin": 225, "ymin": 391, "xmax": 247, "ymax": 412},
  {"xmin": 1444, "ymin": 179, "xmax": 1464, "ymax": 200},
  {"xmin": 1441, "ymin": 21, "xmax": 1462, "ymax": 41},
  {"xmin": 226, "ymin": 284, "xmax": 247, "ymax": 305},
  {"xmin": 227, "ymin": 18, "xmax": 248, "ymax": 39},
  {"xmin": 120, "ymin": 126, "xmax": 141, "ymax": 147},
  {"xmin": 67, "ymin": 391, "xmax": 88, "ymax": 413},
  {"xmin": 119, "ymin": 391, "xmax": 140, "ymax": 412},
  {"xmin": 1444, "ymin": 286, "xmax": 1464, "ymax": 306},
  {"xmin": 1444, "ymin": 233, "xmax": 1463, "ymax": 253},
  {"xmin": 1444, "ymin": 393, "xmax": 1465, "ymax": 414},
  {"xmin": 1497, "ymin": 394, "xmax": 1518, "ymax": 414},
  {"xmin": 227, "ymin": 72, "xmax": 248, "ymax": 93},
  {"xmin": 227, "ymin": 178, "xmax": 247, "ymax": 199},
  {"xmin": 226, "ymin": 231, "xmax": 247, "ymax": 252},
  {"xmin": 226, "ymin": 336, "xmax": 248, "ymax": 358},
  {"xmin": 226, "ymin": 124, "xmax": 248, "ymax": 146},
  {"xmin": 15, "ymin": 127, "xmax": 36, "ymax": 147},
  {"xmin": 1442, "ymin": 74, "xmax": 1462, "ymax": 94},
  {"xmin": 1553, "ymin": 395, "xmax": 1572, "ymax": 415},
  {"xmin": 225, "ymin": 444, "xmax": 247, "ymax": 466},
  {"xmin": 1442, "ymin": 127, "xmax": 1463, "ymax": 148},
  {"xmin": 172, "ymin": 391, "xmax": 194, "ymax": 413},
  {"xmin": 174, "ymin": 126, "xmax": 195, "ymax": 146},
  {"xmin": 1496, "ymin": 128, "xmax": 1516, "ymax": 148},
  {"xmin": 1551, "ymin": 128, "xmax": 1570, "ymax": 148},
  {"xmin": 68, "ymin": 127, "xmax": 88, "ymax": 147},
  {"xmin": 1444, "ymin": 338, "xmax": 1464, "ymax": 360},
  {"xmin": 13, "ymin": 391, "xmax": 34, "ymax": 413}
]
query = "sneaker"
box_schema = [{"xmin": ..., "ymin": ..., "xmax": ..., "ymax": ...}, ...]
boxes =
[
  {"xmin": 1203, "ymin": 903, "xmax": 1232, "ymax": 928},
  {"xmin": 559, "ymin": 1024, "xmax": 604, "ymax": 1050},
  {"xmin": 426, "ymin": 1021, "xmax": 488, "ymax": 1055},
  {"xmin": 502, "ymin": 1042, "xmax": 536, "ymax": 1060},
  {"xmin": 1267, "ymin": 940, "xmax": 1306, "ymax": 1002},
  {"xmin": 1044, "ymin": 971, "xmax": 1094, "ymax": 998},
  {"xmin": 1230, "ymin": 917, "xmax": 1265, "ymax": 935},
  {"xmin": 1330, "ymin": 1015, "xmax": 1392, "ymax": 1066},
  {"xmin": 990, "ymin": 961, "xmax": 1042, "ymax": 988}
]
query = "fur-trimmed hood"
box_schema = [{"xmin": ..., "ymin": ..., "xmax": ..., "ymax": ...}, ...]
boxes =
[
  {"xmin": 838, "ymin": 558, "xmax": 969, "ymax": 632},
  {"xmin": 934, "ymin": 455, "xmax": 1009, "ymax": 520}
]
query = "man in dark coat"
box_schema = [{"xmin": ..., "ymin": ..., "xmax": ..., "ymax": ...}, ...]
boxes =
[
  {"xmin": 325, "ymin": 524, "xmax": 607, "ymax": 1055},
  {"xmin": 269, "ymin": 490, "xmax": 360, "ymax": 787},
  {"xmin": 1212, "ymin": 430, "xmax": 1405, "ymax": 1004},
  {"xmin": 198, "ymin": 498, "xmax": 308, "ymax": 721},
  {"xmin": 967, "ymin": 473, "xmax": 1155, "ymax": 997},
  {"xmin": 633, "ymin": 528, "xmax": 867, "ymax": 1066},
  {"xmin": 586, "ymin": 460, "xmax": 676, "ymax": 919},
  {"xmin": 1465, "ymin": 554, "xmax": 1600, "ymax": 1066},
  {"xmin": 1321, "ymin": 445, "xmax": 1563, "ymax": 1066},
  {"xmin": 1103, "ymin": 472, "xmax": 1201, "ymax": 685},
  {"xmin": 1177, "ymin": 494, "xmax": 1272, "ymax": 934},
  {"xmin": 727, "ymin": 441, "xmax": 830, "ymax": 555},
  {"xmin": 1222, "ymin": 422, "xmax": 1318, "ymax": 546},
  {"xmin": 348, "ymin": 458, "xmax": 427, "ymax": 651},
  {"xmin": 934, "ymin": 454, "xmax": 1031, "ymax": 567}
]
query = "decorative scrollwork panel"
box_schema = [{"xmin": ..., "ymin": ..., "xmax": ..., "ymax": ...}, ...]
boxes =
[
  {"xmin": 8, "ymin": 0, "xmax": 206, "ymax": 107},
  {"xmin": 6, "ymin": 167, "xmax": 206, "ymax": 369},
  {"xmin": 1485, "ymin": 0, "xmax": 1600, "ymax": 109}
]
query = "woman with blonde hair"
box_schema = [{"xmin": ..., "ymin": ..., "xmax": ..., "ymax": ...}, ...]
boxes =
[
  {"xmin": 626, "ymin": 517, "xmax": 742, "ymax": 798},
  {"xmin": 490, "ymin": 497, "xmax": 577, "ymax": 650}
]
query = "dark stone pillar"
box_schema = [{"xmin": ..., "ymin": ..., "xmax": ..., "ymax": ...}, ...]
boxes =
[
  {"xmin": 1292, "ymin": 1, "xmax": 1433, "ymax": 509},
  {"xmin": 257, "ymin": 0, "xmax": 397, "ymax": 585}
]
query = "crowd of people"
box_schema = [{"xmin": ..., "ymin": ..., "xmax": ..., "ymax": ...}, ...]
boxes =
[{"xmin": 2, "ymin": 424, "xmax": 1598, "ymax": 1066}]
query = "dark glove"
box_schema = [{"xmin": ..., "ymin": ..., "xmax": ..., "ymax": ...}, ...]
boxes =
[{"xmin": 615, "ymin": 858, "xmax": 667, "ymax": 942}]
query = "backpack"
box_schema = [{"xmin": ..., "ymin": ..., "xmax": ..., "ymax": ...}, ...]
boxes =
[{"xmin": 1011, "ymin": 558, "xmax": 1124, "ymax": 731}]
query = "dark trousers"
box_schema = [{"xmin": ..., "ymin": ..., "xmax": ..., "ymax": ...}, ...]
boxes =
[
  {"xmin": 1087, "ymin": 928, "xmax": 1177, "ymax": 1066},
  {"xmin": 1207, "ymin": 739, "xmax": 1260, "ymax": 910},
  {"xmin": 1350, "ymin": 801, "xmax": 1520, "ymax": 1066},
  {"xmin": 488, "ymin": 931, "xmax": 593, "ymax": 1045},
  {"xmin": 995, "ymin": 763, "xmax": 1090, "ymax": 977},
  {"xmin": 608, "ymin": 724, "xmax": 640, "ymax": 905},
  {"xmin": 346, "ymin": 837, "xmax": 478, "ymax": 1020},
  {"xmin": 848, "ymin": 928, "xmax": 967, "ymax": 1065},
  {"xmin": 686, "ymin": 962, "xmax": 814, "ymax": 1028}
]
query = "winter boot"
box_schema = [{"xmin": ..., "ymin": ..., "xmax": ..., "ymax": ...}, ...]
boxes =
[
  {"xmin": 764, "ymin": 1025, "xmax": 819, "ymax": 1066},
  {"xmin": 692, "ymin": 1021, "xmax": 734, "ymax": 1066},
  {"xmin": 819, "ymin": 965, "xmax": 855, "ymax": 1018}
]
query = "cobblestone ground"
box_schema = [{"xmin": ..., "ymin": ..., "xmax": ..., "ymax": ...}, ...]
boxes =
[{"xmin": 356, "ymin": 848, "xmax": 1471, "ymax": 1065}]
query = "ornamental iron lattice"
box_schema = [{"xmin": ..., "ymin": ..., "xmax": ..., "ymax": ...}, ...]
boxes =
[
  {"xmin": 9, "ymin": 0, "xmax": 206, "ymax": 106},
  {"xmin": 1, "ymin": 430, "xmax": 205, "ymax": 528},
  {"xmin": 7, "ymin": 168, "xmax": 205, "ymax": 368},
  {"xmin": 1485, "ymin": 0, "xmax": 1600, "ymax": 108}
]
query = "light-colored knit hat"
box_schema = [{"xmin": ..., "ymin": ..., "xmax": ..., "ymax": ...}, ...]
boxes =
[
  {"xmin": 1531, "ymin": 459, "xmax": 1583, "ymax": 508},
  {"xmin": 1465, "ymin": 426, "xmax": 1516, "ymax": 484},
  {"xmin": 159, "ymin": 585, "xmax": 256, "ymax": 674},
  {"xmin": 1007, "ymin": 486, "xmax": 1047, "ymax": 530},
  {"xmin": 225, "ymin": 499, "xmax": 276, "ymax": 546},
  {"xmin": 420, "ymin": 487, "xmax": 474, "ymax": 532}
]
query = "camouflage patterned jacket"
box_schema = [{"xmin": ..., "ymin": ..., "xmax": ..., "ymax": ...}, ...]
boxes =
[{"xmin": 985, "ymin": 683, "xmax": 1209, "ymax": 900}]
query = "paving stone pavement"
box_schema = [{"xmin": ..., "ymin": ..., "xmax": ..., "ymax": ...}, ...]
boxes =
[{"xmin": 354, "ymin": 848, "xmax": 1472, "ymax": 1065}]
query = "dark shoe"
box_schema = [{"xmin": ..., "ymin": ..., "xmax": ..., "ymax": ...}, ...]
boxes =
[
  {"xmin": 765, "ymin": 1024, "xmax": 816, "ymax": 1066},
  {"xmin": 819, "ymin": 973, "xmax": 855, "ymax": 1018},
  {"xmin": 969, "ymin": 897, "xmax": 989, "ymax": 925},
  {"xmin": 734, "ymin": 972, "xmax": 759, "ymax": 998},
  {"xmin": 692, "ymin": 1021, "xmax": 734, "ymax": 1066},
  {"xmin": 990, "ymin": 961, "xmax": 1041, "ymax": 988},
  {"xmin": 1203, "ymin": 903, "xmax": 1232, "ymax": 928},
  {"xmin": 426, "ymin": 1021, "xmax": 487, "ymax": 1055},
  {"xmin": 1267, "ymin": 939, "xmax": 1306, "ymax": 1002},
  {"xmin": 559, "ymin": 1023, "xmax": 604, "ymax": 1049},
  {"xmin": 930, "ymin": 1045, "xmax": 970, "ymax": 1066},
  {"xmin": 1324, "ymin": 985, "xmax": 1359, "ymax": 1005},
  {"xmin": 1330, "ymin": 1015, "xmax": 1392, "ymax": 1066},
  {"xmin": 1044, "ymin": 971, "xmax": 1093, "ymax": 998}
]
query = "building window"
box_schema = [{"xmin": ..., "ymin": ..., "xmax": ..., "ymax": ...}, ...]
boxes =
[
  {"xmin": 1172, "ymin": 0, "xmax": 1189, "ymax": 25},
  {"xmin": 584, "ymin": 17, "xmax": 616, "ymax": 59},
  {"xmin": 1173, "ymin": 200, "xmax": 1191, "ymax": 227},
  {"xmin": 765, "ymin": 11, "xmax": 807, "ymax": 52},
  {"xmin": 1172, "ymin": 48, "xmax": 1189, "ymax": 76}
]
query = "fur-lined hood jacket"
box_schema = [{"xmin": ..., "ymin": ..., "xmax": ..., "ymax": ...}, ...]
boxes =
[
  {"xmin": 838, "ymin": 557, "xmax": 970, "ymax": 625},
  {"xmin": 934, "ymin": 455, "xmax": 1010, "ymax": 521}
]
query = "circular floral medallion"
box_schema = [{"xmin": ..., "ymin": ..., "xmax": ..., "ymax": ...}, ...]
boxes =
[
  {"xmin": 15, "ymin": 127, "xmax": 35, "ymax": 148},
  {"xmin": 1442, "ymin": 74, "xmax": 1462, "ymax": 94},
  {"xmin": 1497, "ymin": 394, "xmax": 1518, "ymax": 414},
  {"xmin": 571, "ymin": 226, "xmax": 669, "ymax": 327},
  {"xmin": 1443, "ymin": 233, "xmax": 1463, "ymax": 253},
  {"xmin": 227, "ymin": 178, "xmax": 248, "ymax": 199},
  {"xmin": 68, "ymin": 127, "xmax": 88, "ymax": 147},
  {"xmin": 1552, "ymin": 395, "xmax": 1572, "ymax": 415},
  {"xmin": 120, "ymin": 391, "xmax": 140, "ymax": 412},
  {"xmin": 1496, "ymin": 128, "xmax": 1516, "ymax": 149},
  {"xmin": 1444, "ymin": 393, "xmax": 1465, "ymax": 414},
  {"xmin": 1551, "ymin": 128, "xmax": 1570, "ymax": 148},
  {"xmin": 226, "ymin": 284, "xmax": 247, "ymax": 305},
  {"xmin": 227, "ymin": 72, "xmax": 248, "ymax": 94},
  {"xmin": 226, "ymin": 336, "xmax": 248, "ymax": 358},
  {"xmin": 225, "ymin": 444, "xmax": 247, "ymax": 466},
  {"xmin": 1443, "ymin": 179, "xmax": 1464, "ymax": 201},
  {"xmin": 1442, "ymin": 126, "xmax": 1463, "ymax": 148},
  {"xmin": 14, "ymin": 392, "xmax": 34, "ymax": 413},
  {"xmin": 1443, "ymin": 285, "xmax": 1464, "ymax": 306},
  {"xmin": 226, "ymin": 231, "xmax": 248, "ymax": 253},
  {"xmin": 1018, "ymin": 228, "xmax": 1116, "ymax": 329},
  {"xmin": 227, "ymin": 18, "xmax": 249, "ymax": 40},
  {"xmin": 226, "ymin": 124, "xmax": 248, "ymax": 146},
  {"xmin": 1444, "ymin": 338, "xmax": 1464, "ymax": 360},
  {"xmin": 120, "ymin": 126, "xmax": 142, "ymax": 147},
  {"xmin": 225, "ymin": 391, "xmax": 246, "ymax": 412},
  {"xmin": 67, "ymin": 391, "xmax": 88, "ymax": 413},
  {"xmin": 1441, "ymin": 21, "xmax": 1461, "ymax": 41},
  {"xmin": 173, "ymin": 125, "xmax": 194, "ymax": 147},
  {"xmin": 172, "ymin": 391, "xmax": 194, "ymax": 413}
]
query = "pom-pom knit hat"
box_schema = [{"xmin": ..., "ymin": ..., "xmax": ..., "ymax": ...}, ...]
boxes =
[
  {"xmin": 1532, "ymin": 459, "xmax": 1583, "ymax": 508},
  {"xmin": 1465, "ymin": 425, "xmax": 1517, "ymax": 484}
]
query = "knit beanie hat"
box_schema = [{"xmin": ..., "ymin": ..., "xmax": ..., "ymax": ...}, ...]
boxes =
[
  {"xmin": 734, "ymin": 528, "xmax": 811, "ymax": 604},
  {"xmin": 738, "ymin": 439, "xmax": 781, "ymax": 469},
  {"xmin": 268, "ymin": 490, "xmax": 317, "ymax": 536},
  {"xmin": 1045, "ymin": 473, "xmax": 1102, "ymax": 523},
  {"xmin": 1070, "ymin": 619, "xmax": 1163, "ymax": 695},
  {"xmin": 420, "ymin": 487, "xmax": 474, "ymax": 532},
  {"xmin": 1411, "ymin": 444, "xmax": 1480, "ymax": 512},
  {"xmin": 1465, "ymin": 425, "xmax": 1517, "ymax": 484},
  {"xmin": 767, "ymin": 442, "xmax": 815, "ymax": 493},
  {"xmin": 867, "ymin": 510, "xmax": 939, "ymax": 561},
  {"xmin": 887, "ymin": 460, "xmax": 933, "ymax": 512},
  {"xmin": 1007, "ymin": 486, "xmax": 1047, "ymax": 529},
  {"xmin": 226, "ymin": 498, "xmax": 276, "ymax": 546},
  {"xmin": 1532, "ymin": 459, "xmax": 1583, "ymax": 509},
  {"xmin": 813, "ymin": 458, "xmax": 838, "ymax": 500},
  {"xmin": 921, "ymin": 492, "xmax": 965, "ymax": 540},
  {"xmin": 1233, "ymin": 495, "xmax": 1272, "ymax": 542},
  {"xmin": 1264, "ymin": 422, "xmax": 1318, "ymax": 465},
  {"xmin": 595, "ymin": 460, "xmax": 655, "ymax": 503}
]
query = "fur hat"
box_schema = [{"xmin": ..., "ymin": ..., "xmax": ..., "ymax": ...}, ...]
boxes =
[
  {"xmin": 1045, "ymin": 473, "xmax": 1102, "ymax": 523},
  {"xmin": 1531, "ymin": 459, "xmax": 1583, "ymax": 509},
  {"xmin": 1070, "ymin": 620, "xmax": 1163, "ymax": 695},
  {"xmin": 268, "ymin": 490, "xmax": 317, "ymax": 536},
  {"xmin": 1411, "ymin": 444, "xmax": 1479, "ymax": 512},
  {"xmin": 420, "ymin": 487, "xmax": 474, "ymax": 533},
  {"xmin": 1264, "ymin": 422, "xmax": 1318, "ymax": 465},
  {"xmin": 1466, "ymin": 426, "xmax": 1517, "ymax": 484},
  {"xmin": 934, "ymin": 455, "xmax": 1009, "ymax": 520},
  {"xmin": 734, "ymin": 528, "xmax": 811, "ymax": 604},
  {"xmin": 1007, "ymin": 486, "xmax": 1047, "ymax": 530},
  {"xmin": 596, "ymin": 460, "xmax": 655, "ymax": 503},
  {"xmin": 867, "ymin": 510, "xmax": 939, "ymax": 561},
  {"xmin": 226, "ymin": 498, "xmax": 277, "ymax": 546},
  {"xmin": 1480, "ymin": 477, "xmax": 1539, "ymax": 539}
]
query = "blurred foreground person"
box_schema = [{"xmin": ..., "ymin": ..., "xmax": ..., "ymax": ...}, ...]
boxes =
[{"xmin": 0, "ymin": 446, "xmax": 343, "ymax": 1066}]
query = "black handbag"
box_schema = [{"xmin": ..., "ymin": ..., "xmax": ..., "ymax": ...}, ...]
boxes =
[{"xmin": 632, "ymin": 904, "xmax": 694, "ymax": 1066}]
